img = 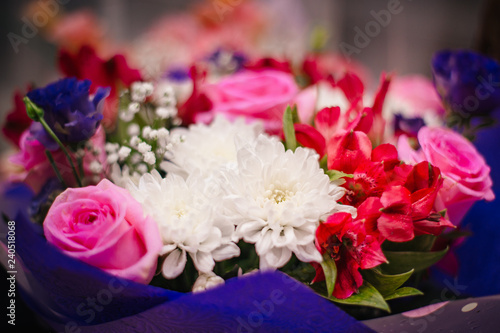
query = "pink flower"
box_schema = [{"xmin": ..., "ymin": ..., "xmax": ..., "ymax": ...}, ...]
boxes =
[
  {"xmin": 43, "ymin": 179, "xmax": 162, "ymax": 284},
  {"xmin": 198, "ymin": 69, "xmax": 316, "ymax": 133},
  {"xmin": 9, "ymin": 128, "xmax": 107, "ymax": 192},
  {"xmin": 387, "ymin": 75, "xmax": 444, "ymax": 118},
  {"xmin": 398, "ymin": 126, "xmax": 495, "ymax": 224}
]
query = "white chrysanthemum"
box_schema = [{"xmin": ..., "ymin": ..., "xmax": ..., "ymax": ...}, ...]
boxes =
[
  {"xmin": 161, "ymin": 116, "xmax": 264, "ymax": 178},
  {"xmin": 223, "ymin": 135, "xmax": 356, "ymax": 270},
  {"xmin": 126, "ymin": 170, "xmax": 240, "ymax": 279}
]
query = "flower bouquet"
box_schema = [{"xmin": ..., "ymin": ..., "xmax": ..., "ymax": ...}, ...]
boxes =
[{"xmin": 1, "ymin": 2, "xmax": 500, "ymax": 332}]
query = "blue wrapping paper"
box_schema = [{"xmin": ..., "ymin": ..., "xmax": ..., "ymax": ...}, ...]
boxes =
[{"xmin": 0, "ymin": 192, "xmax": 372, "ymax": 332}]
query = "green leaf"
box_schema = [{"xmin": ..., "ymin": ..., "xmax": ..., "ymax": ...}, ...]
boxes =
[
  {"xmin": 319, "ymin": 154, "xmax": 328, "ymax": 171},
  {"xmin": 320, "ymin": 253, "xmax": 337, "ymax": 297},
  {"xmin": 384, "ymin": 287, "xmax": 423, "ymax": 301},
  {"xmin": 283, "ymin": 105, "xmax": 297, "ymax": 151},
  {"xmin": 325, "ymin": 169, "xmax": 354, "ymax": 181},
  {"xmin": 330, "ymin": 281, "xmax": 390, "ymax": 312},
  {"xmin": 382, "ymin": 235, "xmax": 436, "ymax": 252},
  {"xmin": 361, "ymin": 268, "xmax": 414, "ymax": 297},
  {"xmin": 381, "ymin": 246, "xmax": 449, "ymax": 275}
]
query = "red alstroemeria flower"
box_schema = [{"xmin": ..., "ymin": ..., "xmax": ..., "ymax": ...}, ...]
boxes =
[
  {"xmin": 375, "ymin": 163, "xmax": 454, "ymax": 242},
  {"xmin": 313, "ymin": 212, "xmax": 386, "ymax": 299},
  {"xmin": 404, "ymin": 161, "xmax": 455, "ymax": 236},
  {"xmin": 294, "ymin": 71, "xmax": 391, "ymax": 155},
  {"xmin": 326, "ymin": 131, "xmax": 406, "ymax": 207}
]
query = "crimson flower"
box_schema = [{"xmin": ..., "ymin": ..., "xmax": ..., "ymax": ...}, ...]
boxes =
[
  {"xmin": 58, "ymin": 45, "xmax": 142, "ymax": 128},
  {"xmin": 313, "ymin": 212, "xmax": 386, "ymax": 299},
  {"xmin": 244, "ymin": 56, "xmax": 292, "ymax": 73},
  {"xmin": 375, "ymin": 163, "xmax": 454, "ymax": 242},
  {"xmin": 177, "ymin": 65, "xmax": 213, "ymax": 124},
  {"xmin": 294, "ymin": 71, "xmax": 391, "ymax": 154},
  {"xmin": 2, "ymin": 87, "xmax": 32, "ymax": 147}
]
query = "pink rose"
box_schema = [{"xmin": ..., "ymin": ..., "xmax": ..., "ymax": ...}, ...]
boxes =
[
  {"xmin": 43, "ymin": 179, "xmax": 162, "ymax": 284},
  {"xmin": 198, "ymin": 69, "xmax": 316, "ymax": 133},
  {"xmin": 398, "ymin": 126, "xmax": 494, "ymax": 224}
]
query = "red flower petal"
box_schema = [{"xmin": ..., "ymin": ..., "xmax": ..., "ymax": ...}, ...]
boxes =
[
  {"xmin": 245, "ymin": 57, "xmax": 292, "ymax": 73},
  {"xmin": 372, "ymin": 143, "xmax": 400, "ymax": 171},
  {"xmin": 413, "ymin": 216, "xmax": 455, "ymax": 236},
  {"xmin": 294, "ymin": 123, "xmax": 326, "ymax": 157},
  {"xmin": 178, "ymin": 65, "xmax": 213, "ymax": 124},
  {"xmin": 337, "ymin": 72, "xmax": 364, "ymax": 107},
  {"xmin": 348, "ymin": 107, "xmax": 373, "ymax": 133},
  {"xmin": 378, "ymin": 186, "xmax": 414, "ymax": 242},
  {"xmin": 355, "ymin": 234, "xmax": 387, "ymax": 269},
  {"xmin": 2, "ymin": 88, "xmax": 32, "ymax": 147},
  {"xmin": 315, "ymin": 106, "xmax": 341, "ymax": 141},
  {"xmin": 332, "ymin": 249, "xmax": 363, "ymax": 299},
  {"xmin": 371, "ymin": 72, "xmax": 392, "ymax": 116},
  {"xmin": 327, "ymin": 130, "xmax": 372, "ymax": 173},
  {"xmin": 356, "ymin": 197, "xmax": 383, "ymax": 235}
]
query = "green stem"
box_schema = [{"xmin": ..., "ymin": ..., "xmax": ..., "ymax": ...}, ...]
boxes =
[
  {"xmin": 45, "ymin": 150, "xmax": 67, "ymax": 187},
  {"xmin": 39, "ymin": 117, "xmax": 83, "ymax": 187},
  {"xmin": 77, "ymin": 155, "xmax": 85, "ymax": 181}
]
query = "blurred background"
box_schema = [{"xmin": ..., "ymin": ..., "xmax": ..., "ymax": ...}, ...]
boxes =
[{"xmin": 0, "ymin": 0, "xmax": 488, "ymax": 122}]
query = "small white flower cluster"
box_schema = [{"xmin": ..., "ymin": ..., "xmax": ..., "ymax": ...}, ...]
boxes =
[
  {"xmin": 107, "ymin": 126, "xmax": 174, "ymax": 186},
  {"xmin": 119, "ymin": 81, "xmax": 180, "ymax": 125},
  {"xmin": 125, "ymin": 116, "xmax": 356, "ymax": 291},
  {"xmin": 120, "ymin": 82, "xmax": 153, "ymax": 122},
  {"xmin": 109, "ymin": 81, "xmax": 185, "ymax": 186},
  {"xmin": 74, "ymin": 136, "xmax": 106, "ymax": 185},
  {"xmin": 154, "ymin": 82, "xmax": 180, "ymax": 122}
]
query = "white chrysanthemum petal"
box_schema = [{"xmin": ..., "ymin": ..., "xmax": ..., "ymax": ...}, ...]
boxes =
[
  {"xmin": 161, "ymin": 115, "xmax": 264, "ymax": 178},
  {"xmin": 271, "ymin": 226, "xmax": 295, "ymax": 248},
  {"xmin": 261, "ymin": 247, "xmax": 292, "ymax": 270},
  {"xmin": 212, "ymin": 243, "xmax": 241, "ymax": 261},
  {"xmin": 160, "ymin": 244, "xmax": 177, "ymax": 256},
  {"xmin": 236, "ymin": 220, "xmax": 267, "ymax": 243},
  {"xmin": 294, "ymin": 243, "xmax": 322, "ymax": 264},
  {"xmin": 192, "ymin": 251, "xmax": 215, "ymax": 273},
  {"xmin": 255, "ymin": 229, "xmax": 273, "ymax": 255},
  {"xmin": 198, "ymin": 228, "xmax": 222, "ymax": 253},
  {"xmin": 162, "ymin": 249, "xmax": 187, "ymax": 279}
]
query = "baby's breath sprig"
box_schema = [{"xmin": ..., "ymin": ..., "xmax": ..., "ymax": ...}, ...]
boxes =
[{"xmin": 107, "ymin": 81, "xmax": 182, "ymax": 184}]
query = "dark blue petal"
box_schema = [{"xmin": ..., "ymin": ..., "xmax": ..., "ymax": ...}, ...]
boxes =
[
  {"xmin": 25, "ymin": 78, "xmax": 107, "ymax": 148},
  {"xmin": 92, "ymin": 87, "xmax": 111, "ymax": 112},
  {"xmin": 432, "ymin": 50, "xmax": 500, "ymax": 116}
]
